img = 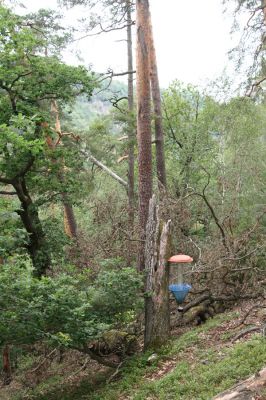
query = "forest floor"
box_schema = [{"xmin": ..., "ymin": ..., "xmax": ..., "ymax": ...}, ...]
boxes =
[{"xmin": 1, "ymin": 300, "xmax": 266, "ymax": 400}]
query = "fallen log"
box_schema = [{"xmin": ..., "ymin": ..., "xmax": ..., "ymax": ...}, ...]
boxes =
[{"xmin": 212, "ymin": 366, "xmax": 266, "ymax": 399}]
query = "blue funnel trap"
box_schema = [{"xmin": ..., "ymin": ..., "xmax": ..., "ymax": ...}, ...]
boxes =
[{"xmin": 169, "ymin": 283, "xmax": 192, "ymax": 304}]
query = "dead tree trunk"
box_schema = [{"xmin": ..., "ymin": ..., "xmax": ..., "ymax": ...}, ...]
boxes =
[
  {"xmin": 148, "ymin": 11, "xmax": 167, "ymax": 188},
  {"xmin": 49, "ymin": 100, "xmax": 78, "ymax": 240},
  {"xmin": 144, "ymin": 195, "xmax": 171, "ymax": 349},
  {"xmin": 136, "ymin": 0, "xmax": 153, "ymax": 271}
]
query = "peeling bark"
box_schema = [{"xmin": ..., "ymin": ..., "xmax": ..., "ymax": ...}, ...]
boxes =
[
  {"xmin": 148, "ymin": 12, "xmax": 166, "ymax": 188},
  {"xmin": 144, "ymin": 195, "xmax": 171, "ymax": 349}
]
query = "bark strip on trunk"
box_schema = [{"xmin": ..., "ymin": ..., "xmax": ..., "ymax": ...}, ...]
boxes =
[
  {"xmin": 136, "ymin": 0, "xmax": 153, "ymax": 271},
  {"xmin": 62, "ymin": 193, "xmax": 77, "ymax": 238},
  {"xmin": 126, "ymin": 0, "xmax": 135, "ymax": 225},
  {"xmin": 148, "ymin": 12, "xmax": 167, "ymax": 188},
  {"xmin": 50, "ymin": 100, "xmax": 78, "ymax": 240},
  {"xmin": 144, "ymin": 195, "xmax": 171, "ymax": 349}
]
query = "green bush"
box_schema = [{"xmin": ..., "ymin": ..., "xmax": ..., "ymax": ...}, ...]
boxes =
[{"xmin": 0, "ymin": 259, "xmax": 143, "ymax": 350}]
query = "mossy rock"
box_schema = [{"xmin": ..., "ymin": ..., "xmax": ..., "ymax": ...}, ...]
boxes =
[{"xmin": 89, "ymin": 330, "xmax": 137, "ymax": 357}]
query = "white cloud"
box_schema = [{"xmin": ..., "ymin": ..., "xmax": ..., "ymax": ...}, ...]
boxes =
[{"xmin": 16, "ymin": 0, "xmax": 237, "ymax": 88}]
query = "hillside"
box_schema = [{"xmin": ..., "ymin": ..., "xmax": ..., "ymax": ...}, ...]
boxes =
[
  {"xmin": 1, "ymin": 301, "xmax": 265, "ymax": 400},
  {"xmin": 65, "ymin": 80, "xmax": 128, "ymax": 131}
]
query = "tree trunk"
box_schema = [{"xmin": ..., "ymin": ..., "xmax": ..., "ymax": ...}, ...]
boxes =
[
  {"xmin": 262, "ymin": 0, "xmax": 266, "ymax": 25},
  {"xmin": 2, "ymin": 345, "xmax": 12, "ymax": 385},
  {"xmin": 126, "ymin": 0, "xmax": 135, "ymax": 226},
  {"xmin": 136, "ymin": 0, "xmax": 153, "ymax": 271},
  {"xmin": 13, "ymin": 178, "xmax": 51, "ymax": 277},
  {"xmin": 50, "ymin": 100, "xmax": 78, "ymax": 240},
  {"xmin": 148, "ymin": 11, "xmax": 167, "ymax": 188},
  {"xmin": 144, "ymin": 195, "xmax": 171, "ymax": 349},
  {"xmin": 62, "ymin": 194, "xmax": 77, "ymax": 238}
]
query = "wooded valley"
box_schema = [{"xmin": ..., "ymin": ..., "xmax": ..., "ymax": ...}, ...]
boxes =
[{"xmin": 0, "ymin": 0, "xmax": 265, "ymax": 399}]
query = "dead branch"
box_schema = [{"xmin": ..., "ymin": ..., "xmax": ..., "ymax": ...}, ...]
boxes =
[
  {"xmin": 232, "ymin": 326, "xmax": 261, "ymax": 342},
  {"xmin": 30, "ymin": 348, "xmax": 57, "ymax": 373},
  {"xmin": 106, "ymin": 360, "xmax": 125, "ymax": 384},
  {"xmin": 235, "ymin": 304, "xmax": 266, "ymax": 328},
  {"xmin": 65, "ymin": 357, "xmax": 90, "ymax": 380},
  {"xmin": 246, "ymin": 76, "xmax": 266, "ymax": 97},
  {"xmin": 82, "ymin": 150, "xmax": 128, "ymax": 189},
  {"xmin": 182, "ymin": 294, "xmax": 211, "ymax": 314},
  {"xmin": 0, "ymin": 191, "xmax": 17, "ymax": 195},
  {"xmin": 117, "ymin": 155, "xmax": 128, "ymax": 163}
]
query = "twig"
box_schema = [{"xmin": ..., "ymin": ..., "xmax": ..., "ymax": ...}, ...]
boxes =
[
  {"xmin": 30, "ymin": 348, "xmax": 57, "ymax": 373},
  {"xmin": 106, "ymin": 360, "xmax": 125, "ymax": 384},
  {"xmin": 66, "ymin": 357, "xmax": 90, "ymax": 380},
  {"xmin": 235, "ymin": 304, "xmax": 266, "ymax": 328},
  {"xmin": 232, "ymin": 326, "xmax": 261, "ymax": 342}
]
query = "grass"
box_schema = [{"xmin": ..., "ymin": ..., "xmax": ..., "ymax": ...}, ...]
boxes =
[{"xmin": 6, "ymin": 311, "xmax": 266, "ymax": 400}]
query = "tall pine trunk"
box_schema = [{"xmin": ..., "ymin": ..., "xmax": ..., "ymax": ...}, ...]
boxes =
[
  {"xmin": 136, "ymin": 0, "xmax": 153, "ymax": 272},
  {"xmin": 126, "ymin": 0, "xmax": 135, "ymax": 226},
  {"xmin": 148, "ymin": 12, "xmax": 167, "ymax": 188}
]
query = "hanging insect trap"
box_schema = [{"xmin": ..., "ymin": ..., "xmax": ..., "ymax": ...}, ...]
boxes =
[{"xmin": 168, "ymin": 254, "xmax": 193, "ymax": 307}]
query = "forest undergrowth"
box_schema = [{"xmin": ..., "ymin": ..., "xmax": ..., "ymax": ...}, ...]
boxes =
[{"xmin": 1, "ymin": 299, "xmax": 265, "ymax": 400}]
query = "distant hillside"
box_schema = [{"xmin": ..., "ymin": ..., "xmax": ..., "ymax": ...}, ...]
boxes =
[{"xmin": 65, "ymin": 80, "xmax": 128, "ymax": 131}]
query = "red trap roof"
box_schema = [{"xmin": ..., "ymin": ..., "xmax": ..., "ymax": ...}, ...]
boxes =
[{"xmin": 168, "ymin": 254, "xmax": 193, "ymax": 263}]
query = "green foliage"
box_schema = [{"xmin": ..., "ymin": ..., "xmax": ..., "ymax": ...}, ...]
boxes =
[
  {"xmin": 0, "ymin": 258, "xmax": 143, "ymax": 349},
  {"xmin": 163, "ymin": 81, "xmax": 219, "ymax": 192},
  {"xmin": 92, "ymin": 267, "xmax": 143, "ymax": 320}
]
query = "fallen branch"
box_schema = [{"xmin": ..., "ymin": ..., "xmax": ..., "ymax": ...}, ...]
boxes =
[
  {"xmin": 232, "ymin": 326, "xmax": 261, "ymax": 343},
  {"xmin": 213, "ymin": 366, "xmax": 266, "ymax": 400},
  {"xmin": 30, "ymin": 348, "xmax": 57, "ymax": 373},
  {"xmin": 65, "ymin": 357, "xmax": 90, "ymax": 381},
  {"xmin": 182, "ymin": 294, "xmax": 211, "ymax": 314},
  {"xmin": 82, "ymin": 151, "xmax": 128, "ymax": 189},
  {"xmin": 106, "ymin": 360, "xmax": 125, "ymax": 384},
  {"xmin": 235, "ymin": 304, "xmax": 266, "ymax": 328}
]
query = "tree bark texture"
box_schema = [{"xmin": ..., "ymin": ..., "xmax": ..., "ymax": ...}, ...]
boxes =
[
  {"xmin": 136, "ymin": 0, "xmax": 153, "ymax": 271},
  {"xmin": 126, "ymin": 0, "xmax": 135, "ymax": 226},
  {"xmin": 62, "ymin": 193, "xmax": 77, "ymax": 238},
  {"xmin": 2, "ymin": 345, "xmax": 11, "ymax": 385},
  {"xmin": 144, "ymin": 195, "xmax": 171, "ymax": 349},
  {"xmin": 148, "ymin": 11, "xmax": 167, "ymax": 188},
  {"xmin": 13, "ymin": 178, "xmax": 51, "ymax": 277},
  {"xmin": 50, "ymin": 100, "xmax": 78, "ymax": 240},
  {"xmin": 263, "ymin": 0, "xmax": 266, "ymax": 25},
  {"xmin": 212, "ymin": 366, "xmax": 266, "ymax": 400}
]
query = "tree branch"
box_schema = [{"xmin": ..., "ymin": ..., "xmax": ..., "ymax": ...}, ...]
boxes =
[
  {"xmin": 0, "ymin": 191, "xmax": 17, "ymax": 195},
  {"xmin": 82, "ymin": 150, "xmax": 128, "ymax": 189}
]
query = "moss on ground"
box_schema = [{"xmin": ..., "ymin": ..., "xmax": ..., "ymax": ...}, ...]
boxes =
[{"xmin": 5, "ymin": 311, "xmax": 266, "ymax": 400}]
